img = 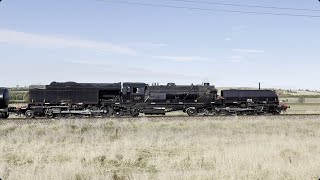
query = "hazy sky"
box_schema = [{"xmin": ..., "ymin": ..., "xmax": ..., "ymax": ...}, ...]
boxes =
[{"xmin": 1, "ymin": 0, "xmax": 320, "ymax": 89}]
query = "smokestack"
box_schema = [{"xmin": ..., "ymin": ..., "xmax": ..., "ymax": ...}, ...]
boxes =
[{"xmin": 259, "ymin": 82, "xmax": 261, "ymax": 90}]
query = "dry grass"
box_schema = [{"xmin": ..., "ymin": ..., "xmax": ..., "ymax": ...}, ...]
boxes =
[
  {"xmin": 285, "ymin": 104, "xmax": 320, "ymax": 114},
  {"xmin": 1, "ymin": 116, "xmax": 320, "ymax": 180}
]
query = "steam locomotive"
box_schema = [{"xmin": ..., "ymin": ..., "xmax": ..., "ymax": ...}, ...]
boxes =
[
  {"xmin": 14, "ymin": 81, "xmax": 283, "ymax": 118},
  {"xmin": 0, "ymin": 88, "xmax": 10, "ymax": 119}
]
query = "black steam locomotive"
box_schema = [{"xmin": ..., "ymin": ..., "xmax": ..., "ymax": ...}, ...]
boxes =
[
  {"xmin": 0, "ymin": 88, "xmax": 10, "ymax": 119},
  {"xmin": 16, "ymin": 81, "xmax": 283, "ymax": 118}
]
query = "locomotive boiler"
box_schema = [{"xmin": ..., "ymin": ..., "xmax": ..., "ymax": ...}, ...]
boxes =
[{"xmin": 140, "ymin": 82, "xmax": 218, "ymax": 116}]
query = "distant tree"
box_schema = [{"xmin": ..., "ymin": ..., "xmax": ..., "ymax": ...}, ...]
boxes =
[
  {"xmin": 298, "ymin": 97, "xmax": 305, "ymax": 104},
  {"xmin": 23, "ymin": 93, "xmax": 29, "ymax": 102}
]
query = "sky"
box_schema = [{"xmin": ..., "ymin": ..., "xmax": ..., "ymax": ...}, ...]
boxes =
[{"xmin": 1, "ymin": 0, "xmax": 320, "ymax": 89}]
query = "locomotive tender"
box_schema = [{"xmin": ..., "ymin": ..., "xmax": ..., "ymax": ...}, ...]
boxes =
[
  {"xmin": 0, "ymin": 88, "xmax": 10, "ymax": 119},
  {"xmin": 17, "ymin": 81, "xmax": 283, "ymax": 118}
]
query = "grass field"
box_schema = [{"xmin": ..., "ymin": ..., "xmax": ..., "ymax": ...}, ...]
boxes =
[
  {"xmin": 284, "ymin": 103, "xmax": 320, "ymax": 114},
  {"xmin": 1, "ymin": 116, "xmax": 320, "ymax": 180}
]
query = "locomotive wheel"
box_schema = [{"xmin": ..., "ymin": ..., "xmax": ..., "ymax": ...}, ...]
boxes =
[
  {"xmin": 46, "ymin": 114, "xmax": 55, "ymax": 118},
  {"xmin": 25, "ymin": 110, "xmax": 35, "ymax": 118},
  {"xmin": 202, "ymin": 109, "xmax": 210, "ymax": 116},
  {"xmin": 132, "ymin": 113, "xmax": 139, "ymax": 117},
  {"xmin": 186, "ymin": 108, "xmax": 197, "ymax": 116},
  {"xmin": 46, "ymin": 109, "xmax": 55, "ymax": 118},
  {"xmin": 114, "ymin": 111, "xmax": 123, "ymax": 118},
  {"xmin": 101, "ymin": 107, "xmax": 113, "ymax": 117},
  {"xmin": 130, "ymin": 109, "xmax": 139, "ymax": 117},
  {"xmin": 273, "ymin": 111, "xmax": 281, "ymax": 115}
]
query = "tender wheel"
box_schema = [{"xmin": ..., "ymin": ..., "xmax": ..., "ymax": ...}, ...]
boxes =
[
  {"xmin": 186, "ymin": 108, "xmax": 197, "ymax": 116},
  {"xmin": 3, "ymin": 113, "xmax": 9, "ymax": 119},
  {"xmin": 1, "ymin": 112, "xmax": 9, "ymax": 119},
  {"xmin": 25, "ymin": 110, "xmax": 35, "ymax": 118}
]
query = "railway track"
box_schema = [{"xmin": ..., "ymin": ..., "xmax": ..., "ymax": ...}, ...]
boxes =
[{"xmin": 2, "ymin": 114, "xmax": 320, "ymax": 124}]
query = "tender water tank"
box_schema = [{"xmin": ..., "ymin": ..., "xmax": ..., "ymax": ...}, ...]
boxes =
[{"xmin": 0, "ymin": 88, "xmax": 9, "ymax": 109}]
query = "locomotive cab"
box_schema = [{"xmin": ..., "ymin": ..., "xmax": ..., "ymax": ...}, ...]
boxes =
[{"xmin": 122, "ymin": 83, "xmax": 146, "ymax": 103}]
